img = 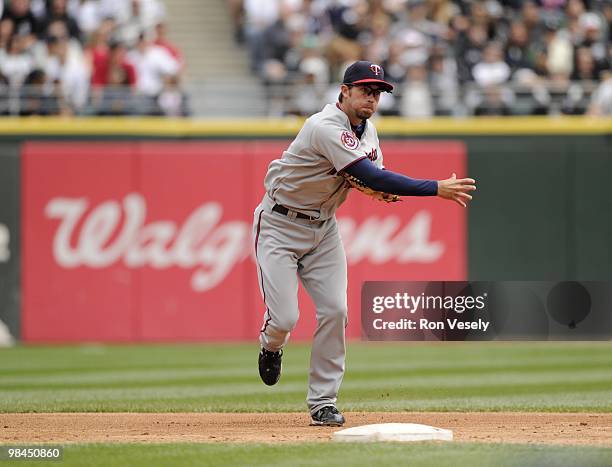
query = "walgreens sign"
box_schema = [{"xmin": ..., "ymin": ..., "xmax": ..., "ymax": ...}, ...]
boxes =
[{"xmin": 22, "ymin": 141, "xmax": 466, "ymax": 342}]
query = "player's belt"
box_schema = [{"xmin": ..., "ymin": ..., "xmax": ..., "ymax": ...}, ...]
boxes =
[{"xmin": 272, "ymin": 204, "xmax": 317, "ymax": 221}]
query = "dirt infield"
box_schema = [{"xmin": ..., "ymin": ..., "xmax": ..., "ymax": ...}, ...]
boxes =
[{"xmin": 1, "ymin": 412, "xmax": 611, "ymax": 445}]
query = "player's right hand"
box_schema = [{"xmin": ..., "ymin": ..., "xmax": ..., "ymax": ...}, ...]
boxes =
[{"xmin": 437, "ymin": 173, "xmax": 477, "ymax": 208}]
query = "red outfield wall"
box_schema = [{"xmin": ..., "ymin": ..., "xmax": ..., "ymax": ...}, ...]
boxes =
[{"xmin": 22, "ymin": 141, "xmax": 466, "ymax": 342}]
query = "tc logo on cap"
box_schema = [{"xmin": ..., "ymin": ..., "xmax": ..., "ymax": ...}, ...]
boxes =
[
  {"xmin": 369, "ymin": 64, "xmax": 382, "ymax": 76},
  {"xmin": 342, "ymin": 60, "xmax": 394, "ymax": 92}
]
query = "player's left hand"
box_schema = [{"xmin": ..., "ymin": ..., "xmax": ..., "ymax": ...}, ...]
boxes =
[{"xmin": 436, "ymin": 173, "xmax": 477, "ymax": 208}]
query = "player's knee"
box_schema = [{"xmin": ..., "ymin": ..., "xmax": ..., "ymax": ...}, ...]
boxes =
[
  {"xmin": 274, "ymin": 311, "xmax": 299, "ymax": 333},
  {"xmin": 319, "ymin": 301, "xmax": 348, "ymax": 323}
]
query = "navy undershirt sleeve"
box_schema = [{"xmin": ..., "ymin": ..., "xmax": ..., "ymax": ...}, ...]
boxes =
[{"xmin": 343, "ymin": 157, "xmax": 438, "ymax": 196}]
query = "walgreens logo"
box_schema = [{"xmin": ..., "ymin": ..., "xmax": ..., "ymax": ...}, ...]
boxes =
[{"xmin": 45, "ymin": 193, "xmax": 444, "ymax": 292}]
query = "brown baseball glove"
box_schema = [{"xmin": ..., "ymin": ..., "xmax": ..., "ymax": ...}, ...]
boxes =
[{"xmin": 342, "ymin": 173, "xmax": 401, "ymax": 203}]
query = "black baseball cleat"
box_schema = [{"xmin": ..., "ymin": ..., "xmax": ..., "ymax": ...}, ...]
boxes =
[
  {"xmin": 310, "ymin": 406, "xmax": 345, "ymax": 426},
  {"xmin": 258, "ymin": 347, "xmax": 282, "ymax": 386}
]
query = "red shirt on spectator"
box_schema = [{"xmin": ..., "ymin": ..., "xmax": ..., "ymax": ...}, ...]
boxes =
[
  {"xmin": 89, "ymin": 45, "xmax": 109, "ymax": 87},
  {"xmin": 114, "ymin": 60, "xmax": 137, "ymax": 86},
  {"xmin": 90, "ymin": 42, "xmax": 136, "ymax": 87}
]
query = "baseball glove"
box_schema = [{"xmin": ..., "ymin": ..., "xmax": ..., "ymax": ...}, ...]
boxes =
[{"xmin": 342, "ymin": 173, "xmax": 401, "ymax": 203}]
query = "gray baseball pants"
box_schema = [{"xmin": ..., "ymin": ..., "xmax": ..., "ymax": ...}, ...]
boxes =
[{"xmin": 253, "ymin": 195, "xmax": 348, "ymax": 415}]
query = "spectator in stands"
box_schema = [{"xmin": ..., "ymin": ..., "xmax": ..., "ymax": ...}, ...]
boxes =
[
  {"xmin": 544, "ymin": 20, "xmax": 574, "ymax": 81},
  {"xmin": 96, "ymin": 47, "xmax": 138, "ymax": 116},
  {"xmin": 90, "ymin": 36, "xmax": 135, "ymax": 87},
  {"xmin": 326, "ymin": 1, "xmax": 366, "ymax": 73},
  {"xmin": 86, "ymin": 24, "xmax": 110, "ymax": 88},
  {"xmin": 107, "ymin": 40, "xmax": 136, "ymax": 87},
  {"xmin": 1, "ymin": 0, "xmax": 41, "ymax": 47},
  {"xmin": 74, "ymin": 0, "xmax": 101, "ymax": 39},
  {"xmin": 1, "ymin": 0, "xmax": 609, "ymax": 118},
  {"xmin": 469, "ymin": 0, "xmax": 502, "ymax": 41},
  {"xmin": 42, "ymin": 19, "xmax": 84, "ymax": 64},
  {"xmin": 228, "ymin": 0, "xmax": 607, "ymax": 118},
  {"xmin": 428, "ymin": 45, "xmax": 459, "ymax": 115},
  {"xmin": 399, "ymin": 64, "xmax": 434, "ymax": 118},
  {"xmin": 97, "ymin": 0, "xmax": 127, "ymax": 24},
  {"xmin": 365, "ymin": 0, "xmax": 394, "ymax": 28},
  {"xmin": 505, "ymin": 20, "xmax": 535, "ymax": 73},
  {"xmin": 571, "ymin": 46, "xmax": 599, "ymax": 80},
  {"xmin": 153, "ymin": 21, "xmax": 183, "ymax": 69},
  {"xmin": 396, "ymin": 28, "xmax": 430, "ymax": 71},
  {"xmin": 28, "ymin": 0, "xmax": 47, "ymax": 20},
  {"xmin": 293, "ymin": 53, "xmax": 329, "ymax": 116},
  {"xmin": 39, "ymin": 0, "xmax": 81, "ymax": 41},
  {"xmin": 0, "ymin": 0, "xmax": 181, "ymax": 117},
  {"xmin": 0, "ymin": 34, "xmax": 33, "ymax": 88},
  {"xmin": 127, "ymin": 32, "xmax": 179, "ymax": 113},
  {"xmin": 243, "ymin": 0, "xmax": 281, "ymax": 72},
  {"xmin": 260, "ymin": 9, "xmax": 292, "ymax": 72},
  {"xmin": 261, "ymin": 3, "xmax": 313, "ymax": 80},
  {"xmin": 472, "ymin": 41, "xmax": 511, "ymax": 87},
  {"xmin": 363, "ymin": 13, "xmax": 392, "ymax": 65},
  {"xmin": 577, "ymin": 12, "xmax": 608, "ymax": 72},
  {"xmin": 429, "ymin": 0, "xmax": 461, "ymax": 29},
  {"xmin": 297, "ymin": 0, "xmax": 328, "ymax": 38},
  {"xmin": 379, "ymin": 39, "xmax": 406, "ymax": 84},
  {"xmin": 588, "ymin": 71, "xmax": 612, "ymax": 116},
  {"xmin": 327, "ymin": 1, "xmax": 366, "ymax": 43},
  {"xmin": 98, "ymin": 0, "xmax": 164, "ymax": 34},
  {"xmin": 96, "ymin": 67, "xmax": 134, "ymax": 115},
  {"xmin": 455, "ymin": 23, "xmax": 488, "ymax": 82},
  {"xmin": 157, "ymin": 75, "xmax": 189, "ymax": 117},
  {"xmin": 522, "ymin": 0, "xmax": 546, "ymax": 45},
  {"xmin": 117, "ymin": 0, "xmax": 149, "ymax": 47},
  {"xmin": 448, "ymin": 11, "xmax": 470, "ymax": 43},
  {"xmin": 89, "ymin": 38, "xmax": 137, "ymax": 114},
  {"xmin": 44, "ymin": 32, "xmax": 89, "ymax": 114},
  {"xmin": 0, "ymin": 17, "xmax": 15, "ymax": 50},
  {"xmin": 565, "ymin": 0, "xmax": 586, "ymax": 45},
  {"xmin": 402, "ymin": 0, "xmax": 448, "ymax": 40},
  {"xmin": 19, "ymin": 68, "xmax": 59, "ymax": 115}
]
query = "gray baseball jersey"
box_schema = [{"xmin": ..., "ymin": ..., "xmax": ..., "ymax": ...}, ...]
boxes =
[
  {"xmin": 253, "ymin": 103, "xmax": 383, "ymax": 416},
  {"xmin": 264, "ymin": 103, "xmax": 384, "ymax": 220}
]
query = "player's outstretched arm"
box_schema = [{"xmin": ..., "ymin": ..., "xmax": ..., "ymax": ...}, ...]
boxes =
[
  {"xmin": 436, "ymin": 173, "xmax": 476, "ymax": 208},
  {"xmin": 343, "ymin": 159, "xmax": 476, "ymax": 206},
  {"xmin": 343, "ymin": 158, "xmax": 438, "ymax": 196}
]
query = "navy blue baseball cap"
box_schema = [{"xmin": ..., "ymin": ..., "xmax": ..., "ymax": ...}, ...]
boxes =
[{"xmin": 342, "ymin": 61, "xmax": 394, "ymax": 92}]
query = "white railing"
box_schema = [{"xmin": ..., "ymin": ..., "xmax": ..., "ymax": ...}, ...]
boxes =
[{"xmin": 0, "ymin": 80, "xmax": 602, "ymax": 117}]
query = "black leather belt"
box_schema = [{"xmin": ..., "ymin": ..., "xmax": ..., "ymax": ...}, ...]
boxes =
[{"xmin": 272, "ymin": 204, "xmax": 317, "ymax": 220}]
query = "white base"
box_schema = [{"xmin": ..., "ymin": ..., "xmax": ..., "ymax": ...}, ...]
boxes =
[{"xmin": 332, "ymin": 423, "xmax": 453, "ymax": 443}]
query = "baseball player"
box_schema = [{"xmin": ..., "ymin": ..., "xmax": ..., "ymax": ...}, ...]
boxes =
[{"xmin": 253, "ymin": 61, "xmax": 476, "ymax": 426}]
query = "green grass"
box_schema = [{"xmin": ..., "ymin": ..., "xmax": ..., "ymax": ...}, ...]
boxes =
[
  {"xmin": 11, "ymin": 442, "xmax": 612, "ymax": 467},
  {"xmin": 0, "ymin": 342, "xmax": 610, "ymax": 413}
]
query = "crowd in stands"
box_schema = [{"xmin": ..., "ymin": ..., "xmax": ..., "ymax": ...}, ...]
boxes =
[
  {"xmin": 234, "ymin": 0, "xmax": 612, "ymax": 116},
  {"xmin": 0, "ymin": 0, "xmax": 188, "ymax": 116}
]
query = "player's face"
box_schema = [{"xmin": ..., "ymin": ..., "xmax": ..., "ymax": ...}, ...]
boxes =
[{"xmin": 344, "ymin": 84, "xmax": 383, "ymax": 120}]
